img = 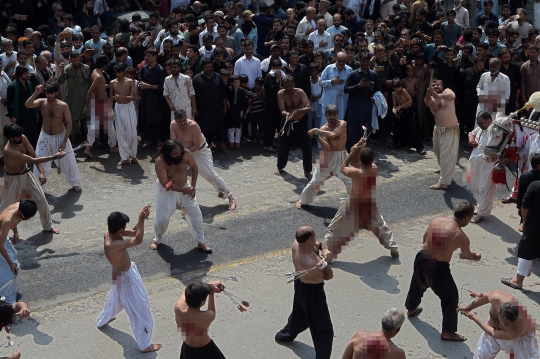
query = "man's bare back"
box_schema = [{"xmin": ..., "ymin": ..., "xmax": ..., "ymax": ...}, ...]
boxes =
[
  {"xmin": 170, "ymin": 119, "xmax": 205, "ymax": 152},
  {"xmin": 425, "ymin": 82, "xmax": 458, "ymax": 128},
  {"xmin": 485, "ymin": 290, "xmax": 516, "ymax": 329},
  {"xmin": 90, "ymin": 70, "xmax": 108, "ymax": 100},
  {"xmin": 340, "ymin": 139, "xmax": 378, "ymax": 200},
  {"xmin": 110, "ymin": 77, "xmax": 135, "ymax": 105},
  {"xmin": 344, "ymin": 330, "xmax": 405, "ymax": 359},
  {"xmin": 3, "ymin": 137, "xmax": 32, "ymax": 174},
  {"xmin": 422, "ymin": 217, "xmax": 476, "ymax": 263}
]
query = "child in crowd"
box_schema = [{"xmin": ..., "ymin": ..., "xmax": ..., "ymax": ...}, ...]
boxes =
[
  {"xmin": 308, "ymin": 63, "xmax": 322, "ymax": 131},
  {"xmin": 180, "ymin": 64, "xmax": 194, "ymax": 79},
  {"xmin": 226, "ymin": 75, "xmax": 247, "ymax": 149},
  {"xmin": 220, "ymin": 69, "xmax": 230, "ymax": 85},
  {"xmin": 250, "ymin": 77, "xmax": 265, "ymax": 143},
  {"xmin": 239, "ymin": 74, "xmax": 256, "ymax": 144},
  {"xmin": 402, "ymin": 64, "xmax": 418, "ymax": 104}
]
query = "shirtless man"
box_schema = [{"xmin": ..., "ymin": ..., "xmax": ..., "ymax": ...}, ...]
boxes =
[
  {"xmin": 392, "ymin": 79, "xmax": 426, "ymax": 154},
  {"xmin": 275, "ymin": 76, "xmax": 313, "ymax": 179},
  {"xmin": 324, "ymin": 138, "xmax": 399, "ymax": 260},
  {"xmin": 170, "ymin": 109, "xmax": 236, "ymax": 210},
  {"xmin": 96, "ymin": 206, "xmax": 161, "ymax": 353},
  {"xmin": 0, "ymin": 124, "xmax": 66, "ymax": 234},
  {"xmin": 296, "ymin": 104, "xmax": 351, "ymax": 209},
  {"xmin": 275, "ymin": 226, "xmax": 334, "ymax": 359},
  {"xmin": 341, "ymin": 308, "xmax": 406, "ymax": 359},
  {"xmin": 84, "ymin": 54, "xmax": 117, "ymax": 158},
  {"xmin": 425, "ymin": 79, "xmax": 460, "ymax": 190},
  {"xmin": 174, "ymin": 280, "xmax": 227, "ymax": 358},
  {"xmin": 457, "ymin": 290, "xmax": 539, "ymax": 358},
  {"xmin": 0, "ymin": 298, "xmax": 31, "ymax": 359},
  {"xmin": 405, "ymin": 201, "xmax": 481, "ymax": 342},
  {"xmin": 152, "ymin": 139, "xmax": 212, "ymax": 252},
  {"xmin": 25, "ymin": 82, "xmax": 82, "ymax": 192},
  {"xmin": 0, "ymin": 200, "xmax": 37, "ymax": 305},
  {"xmin": 110, "ymin": 63, "xmax": 138, "ymax": 166}
]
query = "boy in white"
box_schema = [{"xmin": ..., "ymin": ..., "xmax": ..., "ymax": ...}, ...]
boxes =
[{"xmin": 163, "ymin": 59, "xmax": 197, "ymax": 121}]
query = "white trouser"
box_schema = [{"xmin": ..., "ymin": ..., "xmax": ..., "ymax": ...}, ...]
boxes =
[
  {"xmin": 433, "ymin": 125, "xmax": 460, "ymax": 186},
  {"xmin": 0, "ymin": 239, "xmax": 18, "ymax": 304},
  {"xmin": 517, "ymin": 258, "xmax": 536, "ymax": 277},
  {"xmin": 0, "ymin": 169, "xmax": 53, "ymax": 231},
  {"xmin": 299, "ymin": 150, "xmax": 352, "ymax": 205},
  {"xmin": 153, "ymin": 180, "xmax": 205, "ymax": 244},
  {"xmin": 535, "ymin": 2, "xmax": 540, "ymax": 29},
  {"xmin": 88, "ymin": 98, "xmax": 117, "ymax": 147},
  {"xmin": 466, "ymin": 155, "xmax": 497, "ymax": 217},
  {"xmin": 33, "ymin": 130, "xmax": 81, "ymax": 188},
  {"xmin": 228, "ymin": 128, "xmax": 241, "ymax": 143},
  {"xmin": 114, "ymin": 102, "xmax": 138, "ymax": 161},
  {"xmin": 96, "ymin": 263, "xmax": 154, "ymax": 351},
  {"xmin": 192, "ymin": 146, "xmax": 231, "ymax": 198},
  {"xmin": 0, "ymin": 104, "xmax": 8, "ymax": 158},
  {"xmin": 473, "ymin": 330, "xmax": 539, "ymax": 359}
]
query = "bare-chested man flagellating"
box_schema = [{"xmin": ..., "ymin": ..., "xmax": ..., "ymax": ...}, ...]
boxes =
[
  {"xmin": 110, "ymin": 63, "xmax": 138, "ymax": 166},
  {"xmin": 175, "ymin": 281, "xmax": 227, "ymax": 358},
  {"xmin": 457, "ymin": 290, "xmax": 539, "ymax": 358},
  {"xmin": 152, "ymin": 139, "xmax": 212, "ymax": 252},
  {"xmin": 341, "ymin": 308, "xmax": 406, "ymax": 359},
  {"xmin": 405, "ymin": 201, "xmax": 481, "ymax": 342},
  {"xmin": 0, "ymin": 200, "xmax": 37, "ymax": 305},
  {"xmin": 96, "ymin": 206, "xmax": 162, "ymax": 353},
  {"xmin": 0, "ymin": 124, "xmax": 66, "ymax": 234},
  {"xmin": 275, "ymin": 76, "xmax": 313, "ymax": 179},
  {"xmin": 425, "ymin": 79, "xmax": 460, "ymax": 190},
  {"xmin": 296, "ymin": 104, "xmax": 351, "ymax": 209},
  {"xmin": 171, "ymin": 109, "xmax": 237, "ymax": 210},
  {"xmin": 0, "ymin": 298, "xmax": 31, "ymax": 359},
  {"xmin": 25, "ymin": 82, "xmax": 82, "ymax": 192}
]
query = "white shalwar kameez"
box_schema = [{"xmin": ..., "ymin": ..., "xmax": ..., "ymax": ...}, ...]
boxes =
[
  {"xmin": 32, "ymin": 130, "xmax": 81, "ymax": 188},
  {"xmin": 192, "ymin": 144, "xmax": 232, "ymax": 198},
  {"xmin": 0, "ymin": 239, "xmax": 18, "ymax": 304},
  {"xmin": 96, "ymin": 262, "xmax": 154, "ymax": 351},
  {"xmin": 87, "ymin": 96, "xmax": 117, "ymax": 148},
  {"xmin": 319, "ymin": 64, "xmax": 352, "ymax": 123},
  {"xmin": 473, "ymin": 328, "xmax": 539, "ymax": 359},
  {"xmin": 0, "ymin": 71, "xmax": 11, "ymax": 159},
  {"xmin": 509, "ymin": 116, "xmax": 539, "ymax": 198},
  {"xmin": 163, "ymin": 73, "xmax": 195, "ymax": 121},
  {"xmin": 521, "ymin": 133, "xmax": 540, "ymax": 173},
  {"xmin": 114, "ymin": 102, "xmax": 138, "ymax": 161},
  {"xmin": 465, "ymin": 123, "xmax": 497, "ymax": 218},
  {"xmin": 299, "ymin": 150, "xmax": 352, "ymax": 205},
  {"xmin": 153, "ymin": 180, "xmax": 205, "ymax": 245}
]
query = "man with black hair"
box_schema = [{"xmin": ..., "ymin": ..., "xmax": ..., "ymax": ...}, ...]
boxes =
[
  {"xmin": 152, "ymin": 139, "xmax": 212, "ymax": 253},
  {"xmin": 323, "ymin": 138, "xmax": 398, "ymax": 260},
  {"xmin": 96, "ymin": 206, "xmax": 162, "ymax": 353},
  {"xmin": 0, "ymin": 200, "xmax": 38, "ymax": 306},
  {"xmin": 175, "ymin": 280, "xmax": 226, "ymax": 358},
  {"xmin": 458, "ymin": 290, "xmax": 538, "ymax": 358},
  {"xmin": 25, "ymin": 82, "xmax": 82, "ymax": 192},
  {"xmin": 0, "ymin": 298, "xmax": 30, "ymax": 359},
  {"xmin": 405, "ymin": 200, "xmax": 481, "ymax": 342},
  {"xmin": 275, "ymin": 225, "xmax": 334, "ymax": 359},
  {"xmin": 0, "ymin": 124, "xmax": 65, "ymax": 234}
]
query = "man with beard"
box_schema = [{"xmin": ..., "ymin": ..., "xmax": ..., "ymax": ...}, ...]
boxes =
[
  {"xmin": 29, "ymin": 56, "xmax": 54, "ymax": 93},
  {"xmin": 0, "ymin": 123, "xmax": 65, "ymax": 234},
  {"xmin": 193, "ymin": 59, "xmax": 229, "ymax": 155},
  {"xmin": 217, "ymin": 24, "xmax": 237, "ymax": 55},
  {"xmin": 83, "ymin": 55, "xmax": 117, "ymax": 158},
  {"xmin": 261, "ymin": 45, "xmax": 287, "ymax": 76},
  {"xmin": 54, "ymin": 33, "xmax": 72, "ymax": 102},
  {"xmin": 160, "ymin": 19, "xmax": 185, "ymax": 53},
  {"xmin": 476, "ymin": 58, "xmax": 511, "ymax": 117},
  {"xmin": 461, "ymin": 56, "xmax": 487, "ymax": 134},
  {"xmin": 6, "ymin": 66, "xmax": 40, "ymax": 148},
  {"xmin": 225, "ymin": 16, "xmax": 243, "ymax": 54},
  {"xmin": 0, "ymin": 39, "xmax": 17, "ymax": 77},
  {"xmin": 425, "ymin": 79, "xmax": 460, "ymax": 190},
  {"xmin": 284, "ymin": 50, "xmax": 311, "ymax": 99},
  {"xmin": 164, "ymin": 59, "xmax": 197, "ymax": 121},
  {"xmin": 499, "ymin": 48, "xmax": 521, "ymax": 116},
  {"xmin": 152, "ymin": 139, "xmax": 212, "ymax": 253},
  {"xmin": 320, "ymin": 52, "xmax": 352, "ymax": 124},
  {"xmin": 158, "ymin": 39, "xmax": 173, "ymax": 66},
  {"xmin": 25, "ymin": 82, "xmax": 82, "ymax": 192},
  {"xmin": 0, "ymin": 60, "xmax": 11, "ymax": 161},
  {"xmin": 170, "ymin": 110, "xmax": 237, "ymax": 210}
]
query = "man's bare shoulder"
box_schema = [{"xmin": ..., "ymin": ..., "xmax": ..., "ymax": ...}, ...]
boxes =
[
  {"xmin": 188, "ymin": 120, "xmax": 200, "ymax": 130},
  {"xmin": 442, "ymin": 88, "xmax": 455, "ymax": 96},
  {"xmin": 488, "ymin": 290, "xmax": 515, "ymax": 303},
  {"xmin": 110, "ymin": 78, "xmax": 118, "ymax": 84}
]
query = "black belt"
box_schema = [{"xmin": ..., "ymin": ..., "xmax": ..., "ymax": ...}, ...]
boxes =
[
  {"xmin": 5, "ymin": 167, "xmax": 31, "ymax": 176},
  {"xmin": 199, "ymin": 141, "xmax": 207, "ymax": 150}
]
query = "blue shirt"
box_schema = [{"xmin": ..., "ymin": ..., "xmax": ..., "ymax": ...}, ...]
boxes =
[{"xmin": 475, "ymin": 11, "xmax": 498, "ymax": 26}]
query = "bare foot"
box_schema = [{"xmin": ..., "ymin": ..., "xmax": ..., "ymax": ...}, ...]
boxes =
[
  {"xmin": 141, "ymin": 344, "xmax": 162, "ymax": 353},
  {"xmin": 220, "ymin": 142, "xmax": 230, "ymax": 155},
  {"xmin": 305, "ymin": 172, "xmax": 313, "ymax": 180},
  {"xmin": 44, "ymin": 227, "xmax": 60, "ymax": 234},
  {"xmin": 107, "ymin": 317, "xmax": 116, "ymax": 325},
  {"xmin": 9, "ymin": 349, "xmax": 21, "ymax": 359},
  {"xmin": 72, "ymin": 186, "xmax": 82, "ymax": 193},
  {"xmin": 391, "ymin": 249, "xmax": 399, "ymax": 257},
  {"xmin": 470, "ymin": 215, "xmax": 484, "ymax": 224},
  {"xmin": 197, "ymin": 243, "xmax": 213, "ymax": 253},
  {"xmin": 274, "ymin": 169, "xmax": 283, "ymax": 176},
  {"xmin": 429, "ymin": 183, "xmax": 448, "ymax": 190},
  {"xmin": 295, "ymin": 200, "xmax": 302, "ymax": 209},
  {"xmin": 110, "ymin": 147, "xmax": 119, "ymax": 153},
  {"xmin": 218, "ymin": 191, "xmax": 225, "ymax": 198},
  {"xmin": 150, "ymin": 242, "xmax": 161, "ymax": 250},
  {"xmin": 117, "ymin": 160, "xmax": 131, "ymax": 166},
  {"xmin": 130, "ymin": 157, "xmax": 138, "ymax": 163},
  {"xmin": 228, "ymin": 196, "xmax": 237, "ymax": 210},
  {"xmin": 84, "ymin": 147, "xmax": 96, "ymax": 158}
]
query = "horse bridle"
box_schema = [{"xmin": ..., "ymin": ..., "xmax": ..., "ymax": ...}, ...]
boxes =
[{"xmin": 484, "ymin": 119, "xmax": 514, "ymax": 159}]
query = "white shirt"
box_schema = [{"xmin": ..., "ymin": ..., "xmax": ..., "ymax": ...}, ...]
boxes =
[
  {"xmin": 308, "ymin": 31, "xmax": 332, "ymax": 51},
  {"xmin": 234, "ymin": 55, "xmax": 262, "ymax": 88},
  {"xmin": 0, "ymin": 51, "xmax": 17, "ymax": 77},
  {"xmin": 261, "ymin": 56, "xmax": 287, "ymax": 72},
  {"xmin": 365, "ymin": 33, "xmax": 375, "ymax": 44},
  {"xmin": 523, "ymin": 133, "xmax": 540, "ymax": 172},
  {"xmin": 199, "ymin": 45, "xmax": 216, "ymax": 59},
  {"xmin": 296, "ymin": 17, "xmax": 316, "ymax": 41},
  {"xmin": 454, "ymin": 6, "xmax": 469, "ymax": 26},
  {"xmin": 163, "ymin": 73, "xmax": 195, "ymax": 109},
  {"xmin": 159, "ymin": 34, "xmax": 186, "ymax": 53},
  {"xmin": 0, "ymin": 70, "xmax": 11, "ymax": 101},
  {"xmin": 327, "ymin": 25, "xmax": 348, "ymax": 47},
  {"xmin": 199, "ymin": 27, "xmax": 219, "ymax": 48},
  {"xmin": 476, "ymin": 72, "xmax": 511, "ymax": 117}
]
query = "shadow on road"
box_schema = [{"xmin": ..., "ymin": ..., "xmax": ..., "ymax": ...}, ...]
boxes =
[
  {"xmin": 98, "ymin": 325, "xmax": 158, "ymax": 359},
  {"xmin": 300, "ymin": 205, "xmax": 337, "ymax": 220},
  {"xmin": 17, "ymin": 231, "xmax": 54, "ymax": 270},
  {"xmin": 474, "ymin": 216, "xmax": 521, "ymax": 245},
  {"xmin": 46, "ymin": 190, "xmax": 83, "ymax": 220},
  {"xmin": 280, "ymin": 171, "xmax": 309, "ymax": 195},
  {"xmin": 199, "ymin": 204, "xmax": 231, "ymax": 224},
  {"xmin": 442, "ymin": 183, "xmax": 476, "ymax": 211},
  {"xmin": 334, "ymin": 256, "xmax": 401, "ymax": 294},
  {"xmin": 408, "ymin": 317, "xmax": 473, "ymax": 358},
  {"xmin": 12, "ymin": 316, "xmax": 53, "ymax": 346},
  {"xmin": 156, "ymin": 244, "xmax": 213, "ymax": 286},
  {"xmin": 275, "ymin": 339, "xmax": 315, "ymax": 358}
]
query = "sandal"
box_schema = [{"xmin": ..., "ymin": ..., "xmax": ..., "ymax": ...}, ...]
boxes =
[
  {"xmin": 501, "ymin": 278, "xmax": 522, "ymax": 290},
  {"xmin": 264, "ymin": 146, "xmax": 277, "ymax": 153},
  {"xmin": 142, "ymin": 142, "xmax": 153, "ymax": 148},
  {"xmin": 407, "ymin": 306, "xmax": 423, "ymax": 317},
  {"xmin": 441, "ymin": 333, "xmax": 467, "ymax": 342},
  {"xmin": 418, "ymin": 148, "xmax": 427, "ymax": 155}
]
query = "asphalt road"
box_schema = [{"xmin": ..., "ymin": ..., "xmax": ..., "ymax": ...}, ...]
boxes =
[{"xmin": 5, "ymin": 141, "xmax": 516, "ymax": 311}]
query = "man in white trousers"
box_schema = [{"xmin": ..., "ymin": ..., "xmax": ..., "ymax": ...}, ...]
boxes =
[
  {"xmin": 152, "ymin": 139, "xmax": 213, "ymax": 252},
  {"xmin": 170, "ymin": 109, "xmax": 237, "ymax": 210},
  {"xmin": 0, "ymin": 62, "xmax": 11, "ymax": 161},
  {"xmin": 96, "ymin": 207, "xmax": 162, "ymax": 353},
  {"xmin": 466, "ymin": 112, "xmax": 499, "ymax": 224},
  {"xmin": 296, "ymin": 105, "xmax": 351, "ymax": 209},
  {"xmin": 163, "ymin": 59, "xmax": 197, "ymax": 121},
  {"xmin": 110, "ymin": 63, "xmax": 138, "ymax": 166},
  {"xmin": 25, "ymin": 82, "xmax": 82, "ymax": 192}
]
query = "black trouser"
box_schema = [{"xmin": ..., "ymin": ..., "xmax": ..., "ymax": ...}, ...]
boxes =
[
  {"xmin": 180, "ymin": 339, "xmax": 226, "ymax": 359},
  {"xmin": 405, "ymin": 251, "xmax": 459, "ymax": 333},
  {"xmin": 143, "ymin": 121, "xmax": 167, "ymax": 144},
  {"xmin": 264, "ymin": 110, "xmax": 282, "ymax": 147},
  {"xmin": 202, "ymin": 128, "xmax": 225, "ymax": 145},
  {"xmin": 277, "ymin": 117, "xmax": 313, "ymax": 173},
  {"xmin": 393, "ymin": 107, "xmax": 423, "ymax": 151},
  {"xmin": 275, "ymin": 281, "xmax": 333, "ymax": 359}
]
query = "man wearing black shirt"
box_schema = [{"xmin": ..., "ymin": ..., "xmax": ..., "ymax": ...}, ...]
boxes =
[
  {"xmin": 414, "ymin": 8, "xmax": 433, "ymax": 38},
  {"xmin": 499, "ymin": 48, "xmax": 522, "ymax": 114},
  {"xmin": 284, "ymin": 50, "xmax": 311, "ymax": 98}
]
